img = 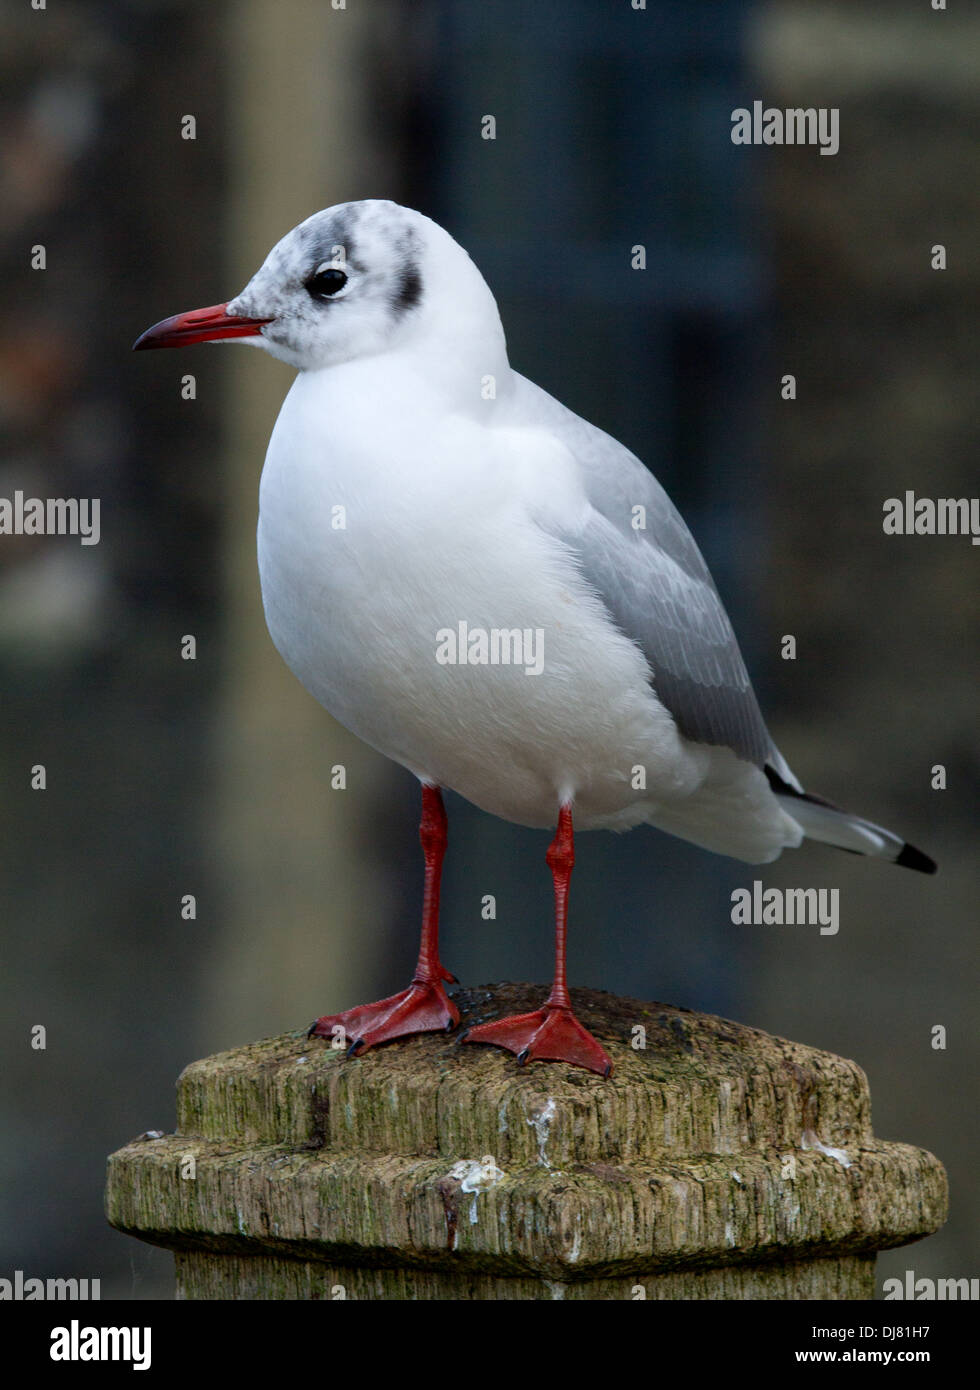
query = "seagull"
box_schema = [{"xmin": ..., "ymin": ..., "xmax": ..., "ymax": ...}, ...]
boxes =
[{"xmin": 134, "ymin": 199, "xmax": 935, "ymax": 1077}]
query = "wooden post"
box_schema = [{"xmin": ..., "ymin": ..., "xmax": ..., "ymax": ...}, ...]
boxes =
[{"xmin": 106, "ymin": 984, "xmax": 947, "ymax": 1300}]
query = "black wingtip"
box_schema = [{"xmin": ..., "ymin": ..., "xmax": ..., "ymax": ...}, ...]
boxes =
[{"xmin": 895, "ymin": 842, "xmax": 938, "ymax": 875}]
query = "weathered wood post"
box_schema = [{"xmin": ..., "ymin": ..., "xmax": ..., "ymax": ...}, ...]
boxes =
[{"xmin": 106, "ymin": 983, "xmax": 946, "ymax": 1299}]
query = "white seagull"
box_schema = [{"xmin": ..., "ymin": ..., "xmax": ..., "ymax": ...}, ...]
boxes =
[{"xmin": 135, "ymin": 199, "xmax": 935, "ymax": 1077}]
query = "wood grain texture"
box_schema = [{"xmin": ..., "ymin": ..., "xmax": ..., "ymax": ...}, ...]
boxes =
[{"xmin": 105, "ymin": 984, "xmax": 947, "ymax": 1299}]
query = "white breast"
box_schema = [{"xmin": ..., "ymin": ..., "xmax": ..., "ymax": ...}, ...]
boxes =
[
  {"xmin": 254, "ymin": 359, "xmax": 802, "ymax": 864},
  {"xmin": 255, "ymin": 361, "xmax": 708, "ymax": 829}
]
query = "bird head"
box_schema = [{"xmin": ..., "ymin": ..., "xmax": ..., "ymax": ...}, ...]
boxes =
[{"xmin": 133, "ymin": 199, "xmax": 503, "ymax": 376}]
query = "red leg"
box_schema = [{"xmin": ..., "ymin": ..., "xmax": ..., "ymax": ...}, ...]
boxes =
[
  {"xmin": 309, "ymin": 784, "xmax": 459, "ymax": 1053},
  {"xmin": 463, "ymin": 804, "xmax": 612, "ymax": 1077}
]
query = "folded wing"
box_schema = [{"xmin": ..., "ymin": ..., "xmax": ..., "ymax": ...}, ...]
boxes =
[{"xmin": 517, "ymin": 375, "xmax": 781, "ymax": 773}]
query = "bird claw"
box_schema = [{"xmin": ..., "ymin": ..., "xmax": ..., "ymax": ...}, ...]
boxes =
[
  {"xmin": 463, "ymin": 1004, "xmax": 612, "ymax": 1077},
  {"xmin": 309, "ymin": 979, "xmax": 460, "ymax": 1056}
]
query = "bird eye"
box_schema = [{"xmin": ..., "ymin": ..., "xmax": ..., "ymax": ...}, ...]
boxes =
[{"xmin": 306, "ymin": 267, "xmax": 348, "ymax": 300}]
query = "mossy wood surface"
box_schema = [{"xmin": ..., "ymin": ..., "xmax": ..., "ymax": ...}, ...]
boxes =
[{"xmin": 106, "ymin": 984, "xmax": 947, "ymax": 1300}]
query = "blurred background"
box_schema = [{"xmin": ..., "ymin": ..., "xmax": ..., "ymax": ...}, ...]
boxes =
[{"xmin": 0, "ymin": 0, "xmax": 975, "ymax": 1299}]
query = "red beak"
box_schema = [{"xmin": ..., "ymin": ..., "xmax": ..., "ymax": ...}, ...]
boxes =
[{"xmin": 132, "ymin": 302, "xmax": 273, "ymax": 351}]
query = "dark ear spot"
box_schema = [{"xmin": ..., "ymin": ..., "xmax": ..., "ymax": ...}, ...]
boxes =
[
  {"xmin": 394, "ymin": 263, "xmax": 423, "ymax": 313},
  {"xmin": 310, "ymin": 213, "xmax": 356, "ymax": 273}
]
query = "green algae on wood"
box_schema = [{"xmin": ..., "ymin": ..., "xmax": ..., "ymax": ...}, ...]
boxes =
[{"xmin": 105, "ymin": 983, "xmax": 947, "ymax": 1300}]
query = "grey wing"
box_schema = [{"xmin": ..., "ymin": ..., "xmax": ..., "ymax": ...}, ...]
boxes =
[{"xmin": 516, "ymin": 376, "xmax": 779, "ymax": 770}]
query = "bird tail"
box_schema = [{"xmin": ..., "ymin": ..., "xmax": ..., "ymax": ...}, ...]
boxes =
[{"xmin": 765, "ymin": 767, "xmax": 937, "ymax": 874}]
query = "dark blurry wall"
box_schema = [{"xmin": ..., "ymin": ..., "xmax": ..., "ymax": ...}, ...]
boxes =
[
  {"xmin": 1, "ymin": 0, "xmax": 233, "ymax": 1298},
  {"xmin": 745, "ymin": 0, "xmax": 979, "ymax": 1286},
  {"xmin": 0, "ymin": 0, "xmax": 975, "ymax": 1298}
]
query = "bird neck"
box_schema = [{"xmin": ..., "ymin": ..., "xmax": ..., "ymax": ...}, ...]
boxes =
[{"xmin": 404, "ymin": 239, "xmax": 513, "ymax": 410}]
